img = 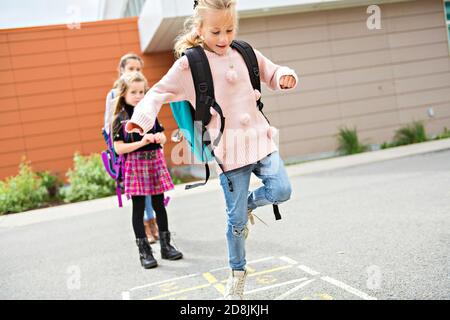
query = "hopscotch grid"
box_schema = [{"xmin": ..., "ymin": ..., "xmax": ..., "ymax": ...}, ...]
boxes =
[
  {"xmin": 209, "ymin": 256, "xmax": 275, "ymax": 272},
  {"xmin": 129, "ymin": 256, "xmax": 276, "ymax": 293},
  {"xmin": 145, "ymin": 283, "xmax": 212, "ymax": 300},
  {"xmin": 124, "ymin": 255, "xmax": 378, "ymax": 300},
  {"xmin": 274, "ymin": 279, "xmax": 316, "ymax": 300},
  {"xmin": 128, "ymin": 273, "xmax": 200, "ymax": 292},
  {"xmin": 279, "ymin": 256, "xmax": 299, "ymax": 265},
  {"xmin": 245, "ymin": 277, "xmax": 309, "ymax": 295},
  {"xmin": 130, "ymin": 256, "xmax": 277, "ymax": 293},
  {"xmin": 213, "ymin": 277, "xmax": 310, "ymax": 300},
  {"xmin": 298, "ymin": 265, "xmax": 321, "ymax": 276},
  {"xmin": 321, "ymin": 276, "xmax": 378, "ymax": 300}
]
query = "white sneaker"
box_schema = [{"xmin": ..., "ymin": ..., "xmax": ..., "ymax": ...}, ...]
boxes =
[
  {"xmin": 247, "ymin": 209, "xmax": 268, "ymax": 226},
  {"xmin": 224, "ymin": 270, "xmax": 247, "ymax": 300},
  {"xmin": 224, "ymin": 269, "xmax": 247, "ymax": 300}
]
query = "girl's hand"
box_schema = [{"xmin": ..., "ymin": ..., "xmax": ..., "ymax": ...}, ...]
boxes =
[
  {"xmin": 279, "ymin": 75, "xmax": 296, "ymax": 89},
  {"xmin": 154, "ymin": 132, "xmax": 167, "ymax": 145},
  {"xmin": 125, "ymin": 121, "xmax": 144, "ymax": 135},
  {"xmin": 142, "ymin": 133, "xmax": 155, "ymax": 144}
]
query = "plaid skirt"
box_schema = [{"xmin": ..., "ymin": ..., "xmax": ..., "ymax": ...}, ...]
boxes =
[{"xmin": 124, "ymin": 149, "xmax": 174, "ymax": 196}]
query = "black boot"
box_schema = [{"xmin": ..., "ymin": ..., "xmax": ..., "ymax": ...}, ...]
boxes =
[
  {"xmin": 159, "ymin": 231, "xmax": 183, "ymax": 260},
  {"xmin": 136, "ymin": 238, "xmax": 158, "ymax": 269}
]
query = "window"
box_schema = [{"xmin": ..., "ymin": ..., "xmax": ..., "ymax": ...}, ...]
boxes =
[
  {"xmin": 445, "ymin": 0, "xmax": 450, "ymax": 53},
  {"xmin": 124, "ymin": 0, "xmax": 146, "ymax": 17}
]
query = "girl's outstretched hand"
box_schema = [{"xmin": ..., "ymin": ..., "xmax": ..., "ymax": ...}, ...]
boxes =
[
  {"xmin": 125, "ymin": 121, "xmax": 144, "ymax": 135},
  {"xmin": 154, "ymin": 132, "xmax": 167, "ymax": 145},
  {"xmin": 279, "ymin": 75, "xmax": 296, "ymax": 89}
]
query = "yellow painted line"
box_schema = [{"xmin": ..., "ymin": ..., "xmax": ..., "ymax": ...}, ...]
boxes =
[
  {"xmin": 204, "ymin": 272, "xmax": 225, "ymax": 295},
  {"xmin": 146, "ymin": 264, "xmax": 294, "ymax": 299},
  {"xmin": 213, "ymin": 283, "xmax": 225, "ymax": 295},
  {"xmin": 144, "ymin": 283, "xmax": 211, "ymax": 300},
  {"xmin": 219, "ymin": 265, "xmax": 293, "ymax": 283},
  {"xmin": 203, "ymin": 272, "xmax": 218, "ymax": 284},
  {"xmin": 316, "ymin": 293, "xmax": 334, "ymax": 300},
  {"xmin": 248, "ymin": 265, "xmax": 293, "ymax": 277},
  {"xmin": 246, "ymin": 266, "xmax": 256, "ymax": 273}
]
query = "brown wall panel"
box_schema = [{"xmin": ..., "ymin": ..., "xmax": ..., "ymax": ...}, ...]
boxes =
[
  {"xmin": 0, "ymin": 56, "xmax": 13, "ymax": 70},
  {"xmin": 1, "ymin": 0, "xmax": 450, "ymax": 180},
  {"xmin": 0, "ymin": 17, "xmax": 177, "ymax": 180},
  {"xmin": 18, "ymin": 91, "xmax": 75, "ymax": 110},
  {"xmin": 0, "ymin": 124, "xmax": 23, "ymax": 140},
  {"xmin": 0, "ymin": 43, "xmax": 10, "ymax": 57},
  {"xmin": 11, "ymin": 51, "xmax": 69, "ymax": 69}
]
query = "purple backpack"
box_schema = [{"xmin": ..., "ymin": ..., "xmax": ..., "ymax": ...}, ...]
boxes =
[{"xmin": 101, "ymin": 116, "xmax": 129, "ymax": 207}]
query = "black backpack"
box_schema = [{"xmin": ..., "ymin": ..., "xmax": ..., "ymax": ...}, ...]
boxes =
[{"xmin": 169, "ymin": 40, "xmax": 281, "ymax": 220}]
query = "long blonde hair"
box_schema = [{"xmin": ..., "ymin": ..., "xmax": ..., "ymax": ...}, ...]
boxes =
[{"xmin": 173, "ymin": 0, "xmax": 238, "ymax": 58}]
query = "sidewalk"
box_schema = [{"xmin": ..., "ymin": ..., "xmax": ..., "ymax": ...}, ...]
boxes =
[{"xmin": 1, "ymin": 138, "xmax": 449, "ymax": 228}]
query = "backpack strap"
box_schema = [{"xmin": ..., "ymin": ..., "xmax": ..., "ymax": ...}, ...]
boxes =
[
  {"xmin": 184, "ymin": 46, "xmax": 225, "ymax": 144},
  {"xmin": 184, "ymin": 46, "xmax": 233, "ymax": 192},
  {"xmin": 231, "ymin": 40, "xmax": 281, "ymax": 220},
  {"xmin": 231, "ymin": 40, "xmax": 270, "ymax": 124}
]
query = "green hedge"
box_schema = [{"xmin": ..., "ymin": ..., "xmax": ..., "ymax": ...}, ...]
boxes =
[
  {"xmin": 0, "ymin": 160, "xmax": 53, "ymax": 214},
  {"xmin": 59, "ymin": 153, "xmax": 115, "ymax": 203}
]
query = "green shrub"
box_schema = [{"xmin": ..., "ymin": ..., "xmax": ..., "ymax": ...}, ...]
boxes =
[
  {"xmin": 36, "ymin": 171, "xmax": 62, "ymax": 200},
  {"xmin": 171, "ymin": 175, "xmax": 184, "ymax": 185},
  {"xmin": 336, "ymin": 127, "xmax": 369, "ymax": 155},
  {"xmin": 59, "ymin": 153, "xmax": 115, "ymax": 203},
  {"xmin": 435, "ymin": 127, "xmax": 450, "ymax": 140},
  {"xmin": 0, "ymin": 159, "xmax": 48, "ymax": 214},
  {"xmin": 392, "ymin": 121, "xmax": 428, "ymax": 146},
  {"xmin": 380, "ymin": 141, "xmax": 393, "ymax": 149}
]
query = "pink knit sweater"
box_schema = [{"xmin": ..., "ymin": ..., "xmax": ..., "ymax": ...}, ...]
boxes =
[{"xmin": 127, "ymin": 46, "xmax": 298, "ymax": 172}]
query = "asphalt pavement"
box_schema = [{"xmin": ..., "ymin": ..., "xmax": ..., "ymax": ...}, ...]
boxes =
[{"xmin": 0, "ymin": 140, "xmax": 449, "ymax": 300}]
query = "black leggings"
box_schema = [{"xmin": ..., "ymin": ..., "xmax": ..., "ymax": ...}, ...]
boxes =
[{"xmin": 131, "ymin": 194, "xmax": 168, "ymax": 239}]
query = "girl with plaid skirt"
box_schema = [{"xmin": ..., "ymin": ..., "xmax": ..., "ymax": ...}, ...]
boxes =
[
  {"xmin": 112, "ymin": 72, "xmax": 183, "ymax": 269},
  {"xmin": 104, "ymin": 53, "xmax": 160, "ymax": 244}
]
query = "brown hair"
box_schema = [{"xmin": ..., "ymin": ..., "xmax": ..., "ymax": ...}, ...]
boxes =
[
  {"xmin": 173, "ymin": 0, "xmax": 238, "ymax": 58},
  {"xmin": 111, "ymin": 72, "xmax": 148, "ymax": 136},
  {"xmin": 117, "ymin": 53, "xmax": 144, "ymax": 77}
]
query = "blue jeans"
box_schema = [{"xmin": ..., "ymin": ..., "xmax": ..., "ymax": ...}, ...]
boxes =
[
  {"xmin": 219, "ymin": 151, "xmax": 292, "ymax": 271},
  {"xmin": 144, "ymin": 196, "xmax": 155, "ymax": 221}
]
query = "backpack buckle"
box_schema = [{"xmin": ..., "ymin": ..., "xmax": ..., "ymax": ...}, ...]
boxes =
[
  {"xmin": 204, "ymin": 96, "xmax": 215, "ymax": 108},
  {"xmin": 199, "ymin": 82, "xmax": 208, "ymax": 93},
  {"xmin": 253, "ymin": 67, "xmax": 260, "ymax": 77}
]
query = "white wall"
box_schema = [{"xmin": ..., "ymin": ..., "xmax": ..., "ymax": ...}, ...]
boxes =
[
  {"xmin": 138, "ymin": 0, "xmax": 413, "ymax": 52},
  {"xmin": 0, "ymin": 0, "xmax": 101, "ymax": 29}
]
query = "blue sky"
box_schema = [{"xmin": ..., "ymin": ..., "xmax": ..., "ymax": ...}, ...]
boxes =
[{"xmin": 0, "ymin": 0, "xmax": 101, "ymax": 29}]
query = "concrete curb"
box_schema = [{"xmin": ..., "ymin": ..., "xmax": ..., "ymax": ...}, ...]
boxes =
[{"xmin": 1, "ymin": 138, "xmax": 449, "ymax": 228}]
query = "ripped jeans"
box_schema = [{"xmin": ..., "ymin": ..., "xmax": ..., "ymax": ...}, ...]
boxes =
[{"xmin": 219, "ymin": 151, "xmax": 292, "ymax": 271}]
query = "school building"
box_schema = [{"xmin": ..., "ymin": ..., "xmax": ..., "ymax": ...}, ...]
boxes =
[{"xmin": 1, "ymin": 0, "xmax": 450, "ymax": 181}]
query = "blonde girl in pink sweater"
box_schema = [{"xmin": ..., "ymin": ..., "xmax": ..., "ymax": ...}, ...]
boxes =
[{"xmin": 126, "ymin": 0, "xmax": 298, "ymax": 299}]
